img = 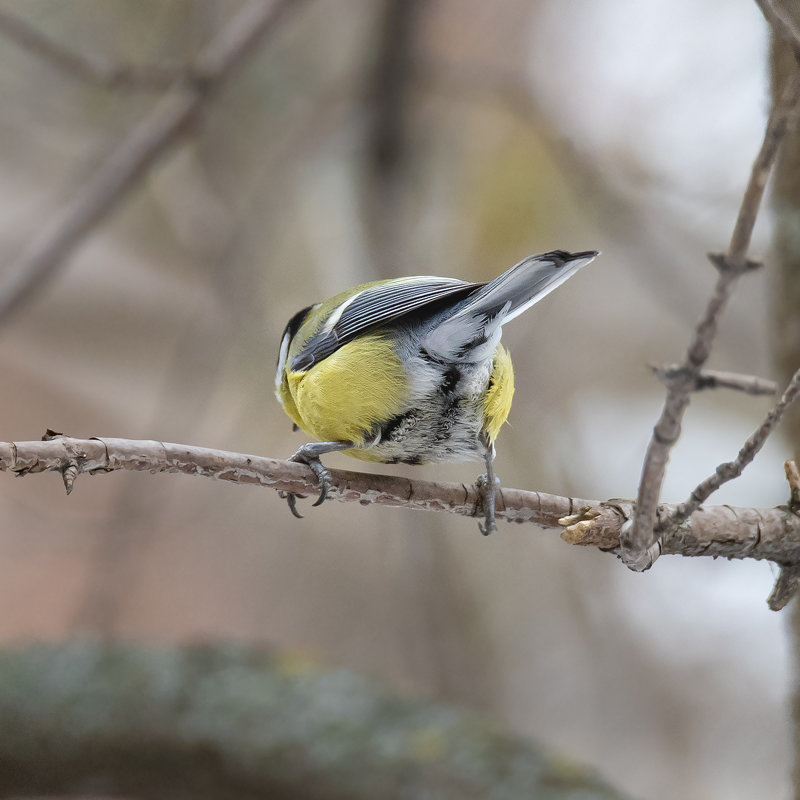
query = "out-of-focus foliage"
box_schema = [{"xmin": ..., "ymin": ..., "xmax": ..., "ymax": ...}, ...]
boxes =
[
  {"xmin": 0, "ymin": 640, "xmax": 634, "ymax": 800},
  {"xmin": 0, "ymin": 2, "xmax": 790, "ymax": 799}
]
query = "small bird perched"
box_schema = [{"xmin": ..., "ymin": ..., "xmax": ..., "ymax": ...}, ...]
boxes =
[{"xmin": 275, "ymin": 249, "xmax": 597, "ymax": 534}]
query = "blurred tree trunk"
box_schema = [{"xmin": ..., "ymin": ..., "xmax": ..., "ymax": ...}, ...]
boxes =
[
  {"xmin": 770, "ymin": 21, "xmax": 800, "ymax": 799},
  {"xmin": 362, "ymin": 0, "xmax": 427, "ymax": 275}
]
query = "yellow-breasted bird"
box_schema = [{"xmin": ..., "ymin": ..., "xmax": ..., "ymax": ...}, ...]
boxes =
[{"xmin": 275, "ymin": 249, "xmax": 598, "ymax": 534}]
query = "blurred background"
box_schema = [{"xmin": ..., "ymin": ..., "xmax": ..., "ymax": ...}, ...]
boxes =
[{"xmin": 0, "ymin": 1, "xmax": 792, "ymax": 798}]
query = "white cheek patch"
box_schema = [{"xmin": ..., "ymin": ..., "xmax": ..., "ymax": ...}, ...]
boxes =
[{"xmin": 275, "ymin": 330, "xmax": 292, "ymax": 389}]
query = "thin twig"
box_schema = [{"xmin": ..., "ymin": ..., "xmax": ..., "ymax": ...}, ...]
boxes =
[
  {"xmin": 0, "ymin": 7, "xmax": 182, "ymax": 90},
  {"xmin": 650, "ymin": 364, "xmax": 778, "ymax": 396},
  {"xmin": 669, "ymin": 368, "xmax": 800, "ymax": 526},
  {"xmin": 622, "ymin": 68, "xmax": 800, "ymax": 571},
  {"xmin": 0, "ymin": 0, "xmax": 306, "ymax": 326}
]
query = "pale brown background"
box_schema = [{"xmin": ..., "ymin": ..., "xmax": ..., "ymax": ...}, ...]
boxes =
[{"xmin": 0, "ymin": 2, "xmax": 790, "ymax": 798}]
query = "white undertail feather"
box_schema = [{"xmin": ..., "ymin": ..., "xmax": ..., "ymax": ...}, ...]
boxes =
[{"xmin": 275, "ymin": 329, "xmax": 292, "ymax": 391}]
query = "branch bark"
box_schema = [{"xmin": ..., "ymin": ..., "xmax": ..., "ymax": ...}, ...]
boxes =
[
  {"xmin": 2, "ymin": 435, "xmax": 799, "ymax": 588},
  {"xmin": 0, "ymin": 0, "xmax": 306, "ymax": 326}
]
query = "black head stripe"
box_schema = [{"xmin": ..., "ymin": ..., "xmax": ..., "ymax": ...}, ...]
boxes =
[
  {"xmin": 276, "ymin": 304, "xmax": 314, "ymax": 373},
  {"xmin": 284, "ymin": 305, "xmax": 314, "ymax": 341}
]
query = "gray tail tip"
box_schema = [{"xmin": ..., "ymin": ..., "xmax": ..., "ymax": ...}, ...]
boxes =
[{"xmin": 541, "ymin": 249, "xmax": 600, "ymax": 267}]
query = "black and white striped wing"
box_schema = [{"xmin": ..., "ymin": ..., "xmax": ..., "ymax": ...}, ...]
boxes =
[{"xmin": 290, "ymin": 277, "xmax": 479, "ymax": 371}]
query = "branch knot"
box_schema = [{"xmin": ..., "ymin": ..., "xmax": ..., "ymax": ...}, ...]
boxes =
[{"xmin": 707, "ymin": 251, "xmax": 763, "ymax": 275}]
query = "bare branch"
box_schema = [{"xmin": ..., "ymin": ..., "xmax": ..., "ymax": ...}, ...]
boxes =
[
  {"xmin": 668, "ymin": 367, "xmax": 800, "ymax": 527},
  {"xmin": 650, "ymin": 364, "xmax": 778, "ymax": 396},
  {"xmin": 0, "ymin": 0, "xmax": 307, "ymax": 326},
  {"xmin": 623, "ymin": 67, "xmax": 800, "ymax": 571},
  {"xmin": 3, "ymin": 436, "xmax": 800, "ymax": 582},
  {"xmin": 0, "ymin": 7, "xmax": 183, "ymax": 90}
]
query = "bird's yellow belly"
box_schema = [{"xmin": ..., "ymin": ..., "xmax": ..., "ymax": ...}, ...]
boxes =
[
  {"xmin": 287, "ymin": 333, "xmax": 408, "ymax": 446},
  {"xmin": 283, "ymin": 336, "xmax": 514, "ymax": 464}
]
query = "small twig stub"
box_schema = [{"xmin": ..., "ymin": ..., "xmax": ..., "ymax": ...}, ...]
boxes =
[
  {"xmin": 786, "ymin": 460, "xmax": 800, "ymax": 511},
  {"xmin": 650, "ymin": 364, "xmax": 778, "ymax": 396}
]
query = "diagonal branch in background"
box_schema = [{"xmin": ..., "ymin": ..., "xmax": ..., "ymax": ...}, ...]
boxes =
[
  {"xmin": 2, "ymin": 436, "xmax": 800, "ymax": 600},
  {"xmin": 621, "ymin": 66, "xmax": 800, "ymax": 572},
  {"xmin": 669, "ymin": 366, "xmax": 800, "ymax": 527},
  {"xmin": 0, "ymin": 7, "xmax": 182, "ymax": 90},
  {"xmin": 0, "ymin": 0, "xmax": 307, "ymax": 327}
]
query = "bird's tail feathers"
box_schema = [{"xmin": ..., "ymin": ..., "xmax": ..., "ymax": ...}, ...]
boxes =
[
  {"xmin": 424, "ymin": 250, "xmax": 597, "ymax": 362},
  {"xmin": 463, "ymin": 249, "xmax": 597, "ymax": 324}
]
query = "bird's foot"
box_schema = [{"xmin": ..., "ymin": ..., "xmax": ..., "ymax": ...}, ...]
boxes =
[
  {"xmin": 475, "ymin": 472, "xmax": 500, "ymax": 536},
  {"xmin": 281, "ymin": 440, "xmax": 356, "ymax": 519},
  {"xmin": 281, "ymin": 447, "xmax": 333, "ymax": 518}
]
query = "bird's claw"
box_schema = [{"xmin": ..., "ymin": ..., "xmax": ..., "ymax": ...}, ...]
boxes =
[
  {"xmin": 306, "ymin": 458, "xmax": 331, "ymax": 507},
  {"xmin": 282, "ymin": 449, "xmax": 332, "ymax": 517},
  {"xmin": 279, "ymin": 490, "xmax": 306, "ymax": 518}
]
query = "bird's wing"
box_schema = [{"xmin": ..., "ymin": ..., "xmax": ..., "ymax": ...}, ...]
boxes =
[{"xmin": 289, "ymin": 276, "xmax": 479, "ymax": 371}]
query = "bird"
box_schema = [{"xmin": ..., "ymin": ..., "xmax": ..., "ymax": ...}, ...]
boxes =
[{"xmin": 275, "ymin": 249, "xmax": 598, "ymax": 534}]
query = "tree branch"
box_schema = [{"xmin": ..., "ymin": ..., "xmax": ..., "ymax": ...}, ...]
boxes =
[
  {"xmin": 0, "ymin": 7, "xmax": 182, "ymax": 90},
  {"xmin": 622, "ymin": 61, "xmax": 800, "ymax": 571},
  {"xmin": 0, "ymin": 0, "xmax": 307, "ymax": 326},
  {"xmin": 3, "ymin": 435, "xmax": 800, "ymax": 601}
]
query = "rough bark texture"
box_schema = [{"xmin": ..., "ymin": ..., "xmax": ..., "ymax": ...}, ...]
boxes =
[{"xmin": 0, "ymin": 641, "xmax": 631, "ymax": 800}]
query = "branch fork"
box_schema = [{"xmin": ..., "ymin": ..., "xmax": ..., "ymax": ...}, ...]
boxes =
[{"xmin": 623, "ymin": 51, "xmax": 800, "ymax": 575}]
